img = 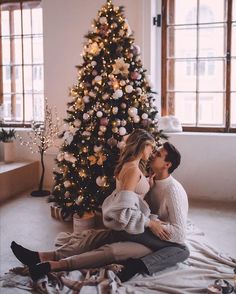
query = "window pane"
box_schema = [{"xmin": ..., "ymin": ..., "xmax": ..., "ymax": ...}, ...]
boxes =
[
  {"xmin": 23, "ymin": 36, "xmax": 32, "ymax": 64},
  {"xmin": 231, "ymin": 93, "xmax": 236, "ymax": 126},
  {"xmin": 33, "ymin": 36, "xmax": 43, "ymax": 63},
  {"xmin": 168, "ymin": 0, "xmax": 197, "ymax": 25},
  {"xmin": 199, "ymin": 0, "xmax": 225, "ymax": 23},
  {"xmin": 33, "ymin": 94, "xmax": 44, "ymax": 121},
  {"xmin": 168, "ymin": 60, "xmax": 197, "ymax": 91},
  {"xmin": 32, "ymin": 8, "xmax": 43, "ymax": 34},
  {"xmin": 1, "ymin": 10, "xmax": 9, "ymax": 36},
  {"xmin": 13, "ymin": 9, "xmax": 22, "ymax": 35},
  {"xmin": 15, "ymin": 94, "xmax": 23, "ymax": 121},
  {"xmin": 233, "ymin": 0, "xmax": 236, "ymax": 21},
  {"xmin": 3, "ymin": 94, "xmax": 11, "ymax": 121},
  {"xmin": 13, "ymin": 37, "xmax": 22, "ymax": 64},
  {"xmin": 198, "ymin": 59, "xmax": 225, "ymax": 91},
  {"xmin": 174, "ymin": 93, "xmax": 196, "ymax": 125},
  {"xmin": 2, "ymin": 66, "xmax": 11, "ymax": 93},
  {"xmin": 14, "ymin": 66, "xmax": 23, "ymax": 93},
  {"xmin": 167, "ymin": 26, "xmax": 197, "ymax": 58},
  {"xmin": 1, "ymin": 37, "xmax": 10, "ymax": 65},
  {"xmin": 25, "ymin": 94, "xmax": 33, "ymax": 121},
  {"xmin": 22, "ymin": 8, "xmax": 31, "ymax": 35},
  {"xmin": 24, "ymin": 65, "xmax": 33, "ymax": 92},
  {"xmin": 231, "ymin": 59, "xmax": 236, "ymax": 92},
  {"xmin": 33, "ymin": 65, "xmax": 43, "ymax": 92},
  {"xmin": 232, "ymin": 24, "xmax": 236, "ymax": 57},
  {"xmin": 198, "ymin": 93, "xmax": 224, "ymax": 125},
  {"xmin": 198, "ymin": 24, "xmax": 225, "ymax": 57}
]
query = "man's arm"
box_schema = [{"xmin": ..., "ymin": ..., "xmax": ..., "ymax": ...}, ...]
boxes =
[{"xmin": 163, "ymin": 185, "xmax": 188, "ymax": 244}]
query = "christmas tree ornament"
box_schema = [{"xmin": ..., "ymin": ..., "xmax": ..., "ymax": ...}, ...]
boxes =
[
  {"xmin": 133, "ymin": 115, "xmax": 140, "ymax": 123},
  {"xmin": 102, "ymin": 93, "xmax": 109, "ymax": 100},
  {"xmin": 88, "ymin": 155, "xmax": 97, "ymax": 165},
  {"xmin": 96, "ymin": 176, "xmax": 109, "ymax": 187},
  {"xmin": 94, "ymin": 75, "xmax": 102, "ymax": 84},
  {"xmin": 119, "ymin": 127, "xmax": 127, "ymax": 136},
  {"xmin": 91, "ymin": 61, "xmax": 97, "ymax": 66},
  {"xmin": 99, "ymin": 16, "xmax": 107, "ymax": 24},
  {"xmin": 112, "ymin": 58, "xmax": 130, "ymax": 76},
  {"xmin": 136, "ymin": 87, "xmax": 142, "ymax": 94},
  {"xmin": 74, "ymin": 119, "xmax": 81, "ymax": 128},
  {"xmin": 99, "ymin": 125, "xmax": 107, "ymax": 132},
  {"xmin": 132, "ymin": 44, "xmax": 141, "ymax": 55},
  {"xmin": 121, "ymin": 119, "xmax": 127, "ymax": 126},
  {"xmin": 65, "ymin": 191, "xmax": 70, "ymax": 198},
  {"xmin": 125, "ymin": 85, "xmax": 133, "ymax": 93},
  {"xmin": 100, "ymin": 117, "xmax": 109, "ymax": 126},
  {"xmin": 79, "ymin": 169, "xmax": 87, "ymax": 178},
  {"xmin": 83, "ymin": 113, "xmax": 90, "ymax": 120},
  {"xmin": 112, "ymin": 89, "xmax": 123, "ymax": 99},
  {"xmin": 121, "ymin": 103, "xmax": 127, "ymax": 109},
  {"xmin": 82, "ymin": 146, "xmax": 88, "ymax": 153},
  {"xmin": 142, "ymin": 113, "xmax": 148, "ymax": 119},
  {"xmin": 64, "ymin": 180, "xmax": 71, "ymax": 188},
  {"xmin": 128, "ymin": 107, "xmax": 138, "ymax": 117},
  {"xmin": 96, "ymin": 111, "xmax": 103, "ymax": 118},
  {"xmin": 76, "ymin": 195, "xmax": 84, "ymax": 205},
  {"xmin": 112, "ymin": 127, "xmax": 119, "ymax": 133},
  {"xmin": 83, "ymin": 96, "xmax": 90, "ymax": 103},
  {"xmin": 92, "ymin": 70, "xmax": 98, "ymax": 76},
  {"xmin": 94, "ymin": 145, "xmax": 102, "ymax": 152},
  {"xmin": 120, "ymin": 80, "xmax": 126, "ymax": 86},
  {"xmin": 112, "ymin": 107, "xmax": 118, "ymax": 114},
  {"xmin": 107, "ymin": 137, "xmax": 118, "ymax": 147}
]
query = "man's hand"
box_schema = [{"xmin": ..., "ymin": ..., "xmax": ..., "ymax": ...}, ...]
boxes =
[
  {"xmin": 149, "ymin": 173, "xmax": 155, "ymax": 188},
  {"xmin": 148, "ymin": 219, "xmax": 171, "ymax": 240}
]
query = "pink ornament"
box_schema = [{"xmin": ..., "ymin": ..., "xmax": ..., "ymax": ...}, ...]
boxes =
[{"xmin": 100, "ymin": 117, "xmax": 109, "ymax": 126}]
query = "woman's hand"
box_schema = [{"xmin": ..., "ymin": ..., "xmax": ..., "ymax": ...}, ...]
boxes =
[{"xmin": 148, "ymin": 219, "xmax": 171, "ymax": 240}]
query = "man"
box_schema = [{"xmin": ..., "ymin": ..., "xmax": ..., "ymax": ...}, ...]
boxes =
[{"xmin": 11, "ymin": 142, "xmax": 190, "ymax": 282}]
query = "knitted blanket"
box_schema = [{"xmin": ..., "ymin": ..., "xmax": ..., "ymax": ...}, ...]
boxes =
[{"xmin": 1, "ymin": 221, "xmax": 235, "ymax": 294}]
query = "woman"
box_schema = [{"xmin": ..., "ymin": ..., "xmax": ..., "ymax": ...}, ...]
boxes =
[{"xmin": 10, "ymin": 129, "xmax": 184, "ymax": 282}]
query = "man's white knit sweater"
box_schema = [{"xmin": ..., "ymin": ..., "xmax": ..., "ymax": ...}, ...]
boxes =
[{"xmin": 146, "ymin": 175, "xmax": 189, "ymax": 244}]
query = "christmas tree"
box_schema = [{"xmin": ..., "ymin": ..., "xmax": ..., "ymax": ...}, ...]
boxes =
[{"xmin": 51, "ymin": 0, "xmax": 161, "ymax": 218}]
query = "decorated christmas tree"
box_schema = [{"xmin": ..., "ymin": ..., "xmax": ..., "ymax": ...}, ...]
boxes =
[{"xmin": 51, "ymin": 0, "xmax": 161, "ymax": 218}]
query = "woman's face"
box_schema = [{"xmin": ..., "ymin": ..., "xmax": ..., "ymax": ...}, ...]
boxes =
[{"xmin": 141, "ymin": 141, "xmax": 155, "ymax": 161}]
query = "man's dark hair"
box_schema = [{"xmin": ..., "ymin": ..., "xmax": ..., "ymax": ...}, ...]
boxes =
[{"xmin": 163, "ymin": 142, "xmax": 181, "ymax": 174}]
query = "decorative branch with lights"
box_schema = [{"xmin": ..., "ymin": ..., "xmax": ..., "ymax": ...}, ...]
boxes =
[
  {"xmin": 18, "ymin": 99, "xmax": 61, "ymax": 196},
  {"xmin": 51, "ymin": 0, "xmax": 163, "ymax": 218}
]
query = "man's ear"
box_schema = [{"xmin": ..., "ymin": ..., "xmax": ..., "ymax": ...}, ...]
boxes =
[{"xmin": 166, "ymin": 162, "xmax": 172, "ymax": 170}]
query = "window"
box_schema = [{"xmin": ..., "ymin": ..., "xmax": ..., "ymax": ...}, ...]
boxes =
[
  {"xmin": 0, "ymin": 0, "xmax": 44, "ymax": 127},
  {"xmin": 162, "ymin": 0, "xmax": 236, "ymax": 132}
]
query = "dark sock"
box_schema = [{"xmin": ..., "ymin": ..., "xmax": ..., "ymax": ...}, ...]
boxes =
[
  {"xmin": 117, "ymin": 258, "xmax": 149, "ymax": 282},
  {"xmin": 29, "ymin": 262, "xmax": 51, "ymax": 282},
  {"xmin": 10, "ymin": 241, "xmax": 40, "ymax": 266}
]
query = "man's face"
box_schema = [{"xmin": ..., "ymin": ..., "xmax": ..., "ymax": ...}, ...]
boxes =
[{"xmin": 150, "ymin": 147, "xmax": 169, "ymax": 173}]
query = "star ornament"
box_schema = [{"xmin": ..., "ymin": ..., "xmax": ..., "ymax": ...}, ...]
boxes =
[{"xmin": 112, "ymin": 58, "xmax": 130, "ymax": 76}]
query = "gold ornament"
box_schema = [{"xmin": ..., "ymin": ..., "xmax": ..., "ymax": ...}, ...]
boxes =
[{"xmin": 79, "ymin": 169, "xmax": 87, "ymax": 178}]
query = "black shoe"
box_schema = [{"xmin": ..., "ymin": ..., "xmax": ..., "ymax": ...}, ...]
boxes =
[
  {"xmin": 29, "ymin": 262, "xmax": 51, "ymax": 282},
  {"xmin": 117, "ymin": 258, "xmax": 148, "ymax": 282},
  {"xmin": 10, "ymin": 241, "xmax": 40, "ymax": 266}
]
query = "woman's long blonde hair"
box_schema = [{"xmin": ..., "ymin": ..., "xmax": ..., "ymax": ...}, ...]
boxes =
[{"xmin": 114, "ymin": 129, "xmax": 155, "ymax": 177}]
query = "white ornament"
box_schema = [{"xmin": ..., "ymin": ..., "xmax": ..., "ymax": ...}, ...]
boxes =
[
  {"xmin": 142, "ymin": 113, "xmax": 148, "ymax": 120},
  {"xmin": 91, "ymin": 61, "xmax": 97, "ymax": 66},
  {"xmin": 112, "ymin": 89, "xmax": 123, "ymax": 99},
  {"xmin": 83, "ymin": 96, "xmax": 90, "ymax": 103},
  {"xmin": 99, "ymin": 16, "xmax": 107, "ymax": 24},
  {"xmin": 64, "ymin": 180, "xmax": 71, "ymax": 188},
  {"xmin": 128, "ymin": 107, "xmax": 138, "ymax": 117},
  {"xmin": 125, "ymin": 85, "xmax": 133, "ymax": 93},
  {"xmin": 94, "ymin": 75, "xmax": 102, "ymax": 83},
  {"xmin": 136, "ymin": 87, "xmax": 142, "ymax": 94},
  {"xmin": 96, "ymin": 111, "xmax": 103, "ymax": 118},
  {"xmin": 120, "ymin": 80, "xmax": 126, "ymax": 86},
  {"xmin": 100, "ymin": 125, "xmax": 107, "ymax": 132},
  {"xmin": 133, "ymin": 115, "xmax": 140, "ymax": 123},
  {"xmin": 83, "ymin": 113, "xmax": 90, "ymax": 120},
  {"xmin": 119, "ymin": 127, "xmax": 127, "ymax": 136},
  {"xmin": 112, "ymin": 107, "xmax": 118, "ymax": 114}
]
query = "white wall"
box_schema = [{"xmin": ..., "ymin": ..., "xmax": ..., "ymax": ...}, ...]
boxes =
[
  {"xmin": 8, "ymin": 0, "xmax": 236, "ymax": 202},
  {"xmin": 169, "ymin": 133, "xmax": 236, "ymax": 202}
]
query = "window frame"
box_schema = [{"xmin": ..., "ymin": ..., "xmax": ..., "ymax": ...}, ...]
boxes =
[
  {"xmin": 161, "ymin": 0, "xmax": 236, "ymax": 133},
  {"xmin": 0, "ymin": 0, "xmax": 43, "ymax": 128}
]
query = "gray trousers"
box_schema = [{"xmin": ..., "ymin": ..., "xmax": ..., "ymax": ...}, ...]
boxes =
[{"xmin": 54, "ymin": 229, "xmax": 190, "ymax": 275}]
